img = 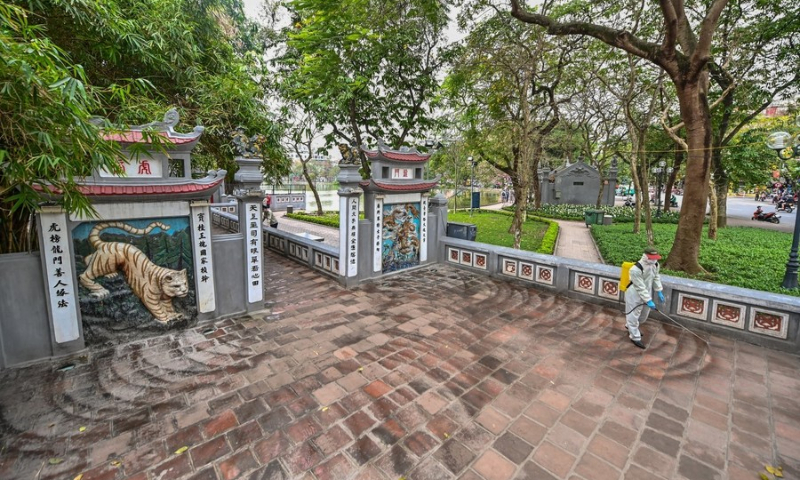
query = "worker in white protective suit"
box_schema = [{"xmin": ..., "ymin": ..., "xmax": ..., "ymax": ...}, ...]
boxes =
[{"xmin": 624, "ymin": 246, "xmax": 665, "ymax": 349}]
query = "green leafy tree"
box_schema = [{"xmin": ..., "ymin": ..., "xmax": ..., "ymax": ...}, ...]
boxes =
[
  {"xmin": 444, "ymin": 11, "xmax": 577, "ymax": 248},
  {"xmin": 510, "ymin": 0, "xmax": 734, "ymax": 274},
  {"xmin": 1, "ymin": 0, "xmax": 288, "ymax": 253},
  {"xmin": 705, "ymin": 1, "xmax": 800, "ymax": 227},
  {"xmin": 0, "ymin": 3, "xmax": 123, "ymax": 253},
  {"xmin": 272, "ymin": 0, "xmax": 449, "ymax": 177}
]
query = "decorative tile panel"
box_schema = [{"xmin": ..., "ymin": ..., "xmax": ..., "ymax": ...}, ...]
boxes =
[
  {"xmin": 598, "ymin": 278, "xmax": 620, "ymax": 300},
  {"xmin": 676, "ymin": 293, "xmax": 708, "ymax": 320},
  {"xmin": 460, "ymin": 250, "xmax": 473, "ymax": 267},
  {"xmin": 474, "ymin": 253, "xmax": 488, "ymax": 270},
  {"xmin": 519, "ymin": 262, "xmax": 534, "ymax": 281},
  {"xmin": 301, "ymin": 247, "xmax": 309, "ymax": 261},
  {"xmin": 501, "ymin": 258, "xmax": 517, "ymax": 277},
  {"xmin": 324, "ymin": 256, "xmax": 332, "ymax": 271},
  {"xmin": 573, "ymin": 273, "xmax": 596, "ymax": 295},
  {"xmin": 447, "ymin": 247, "xmax": 460, "ymax": 264},
  {"xmin": 535, "ymin": 265, "xmax": 554, "ymax": 285},
  {"xmin": 333, "ymin": 259, "xmax": 339, "ymax": 272},
  {"xmin": 748, "ymin": 308, "xmax": 789, "ymax": 339},
  {"xmin": 289, "ymin": 243, "xmax": 296, "ymax": 256},
  {"xmin": 711, "ymin": 300, "xmax": 745, "ymax": 329},
  {"xmin": 315, "ymin": 252, "xmax": 323, "ymax": 267}
]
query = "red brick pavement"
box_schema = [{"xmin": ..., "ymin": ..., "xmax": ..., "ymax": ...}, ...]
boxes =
[{"xmin": 0, "ymin": 250, "xmax": 799, "ymax": 480}]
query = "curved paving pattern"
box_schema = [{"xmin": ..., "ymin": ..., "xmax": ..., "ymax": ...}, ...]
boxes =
[{"xmin": 0, "ymin": 249, "xmax": 799, "ymax": 480}]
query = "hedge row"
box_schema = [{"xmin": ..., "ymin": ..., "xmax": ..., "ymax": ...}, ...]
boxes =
[{"xmin": 525, "ymin": 203, "xmax": 684, "ymax": 224}]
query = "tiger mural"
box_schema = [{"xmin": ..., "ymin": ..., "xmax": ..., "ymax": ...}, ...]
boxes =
[{"xmin": 78, "ymin": 221, "xmax": 189, "ymax": 323}]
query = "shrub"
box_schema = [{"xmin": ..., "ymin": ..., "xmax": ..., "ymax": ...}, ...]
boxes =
[
  {"xmin": 285, "ymin": 211, "xmax": 340, "ymax": 227},
  {"xmin": 528, "ymin": 204, "xmax": 683, "ymax": 224}
]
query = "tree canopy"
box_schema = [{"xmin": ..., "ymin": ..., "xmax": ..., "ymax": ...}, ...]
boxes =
[
  {"xmin": 272, "ymin": 0, "xmax": 450, "ymax": 176},
  {"xmin": 0, "ymin": 0, "xmax": 288, "ymax": 253}
]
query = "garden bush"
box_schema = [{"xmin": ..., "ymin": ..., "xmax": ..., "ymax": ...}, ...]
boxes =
[
  {"xmin": 527, "ymin": 203, "xmax": 683, "ymax": 224},
  {"xmin": 591, "ymin": 223, "xmax": 799, "ymax": 297},
  {"xmin": 285, "ymin": 211, "xmax": 341, "ymax": 227}
]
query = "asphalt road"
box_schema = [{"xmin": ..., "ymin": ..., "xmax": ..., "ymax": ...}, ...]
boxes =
[{"xmin": 616, "ymin": 194, "xmax": 796, "ymax": 233}]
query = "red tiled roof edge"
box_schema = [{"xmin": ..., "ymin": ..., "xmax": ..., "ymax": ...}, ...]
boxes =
[
  {"xmin": 102, "ymin": 131, "xmax": 198, "ymax": 145},
  {"xmin": 34, "ymin": 177, "xmax": 224, "ymax": 196},
  {"xmin": 367, "ymin": 180, "xmax": 439, "ymax": 192},
  {"xmin": 361, "ymin": 149, "xmax": 430, "ymax": 162}
]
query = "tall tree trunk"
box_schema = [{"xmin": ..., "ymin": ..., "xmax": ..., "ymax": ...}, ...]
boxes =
[
  {"xmin": 663, "ymin": 150, "xmax": 684, "ymax": 213},
  {"xmin": 348, "ymin": 99, "xmax": 371, "ymax": 178},
  {"xmin": 641, "ymin": 168, "xmax": 654, "ymax": 244},
  {"xmin": 708, "ymin": 177, "xmax": 718, "ymax": 240},
  {"xmin": 595, "ymin": 176, "xmax": 605, "ymax": 208},
  {"xmin": 629, "ymin": 157, "xmax": 642, "ymax": 234},
  {"xmin": 301, "ymin": 164, "xmax": 324, "ymax": 216},
  {"xmin": 510, "ymin": 177, "xmax": 528, "ymax": 249},
  {"xmin": 712, "ymin": 151, "xmax": 728, "ymax": 228},
  {"xmin": 663, "ymin": 83, "xmax": 711, "ymax": 274}
]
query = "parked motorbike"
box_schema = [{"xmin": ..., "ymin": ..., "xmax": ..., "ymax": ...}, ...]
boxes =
[
  {"xmin": 752, "ymin": 206, "xmax": 781, "ymax": 224},
  {"xmin": 624, "ymin": 197, "xmax": 636, "ymax": 208},
  {"xmin": 776, "ymin": 200, "xmax": 794, "ymax": 214}
]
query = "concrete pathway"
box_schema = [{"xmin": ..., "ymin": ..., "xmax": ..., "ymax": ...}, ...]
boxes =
[
  {"xmin": 274, "ymin": 211, "xmax": 340, "ymax": 247},
  {"xmin": 0, "ymin": 250, "xmax": 798, "ymax": 480},
  {"xmin": 482, "ymin": 203, "xmax": 603, "ymax": 264}
]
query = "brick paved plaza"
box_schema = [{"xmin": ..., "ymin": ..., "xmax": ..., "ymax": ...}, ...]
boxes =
[{"xmin": 0, "ymin": 249, "xmax": 798, "ymax": 480}]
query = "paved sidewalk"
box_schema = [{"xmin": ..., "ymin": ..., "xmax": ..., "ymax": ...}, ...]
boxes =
[
  {"xmin": 1, "ymin": 249, "xmax": 798, "ymax": 480},
  {"xmin": 553, "ymin": 221, "xmax": 603, "ymax": 264},
  {"xmin": 273, "ymin": 212, "xmax": 340, "ymax": 247}
]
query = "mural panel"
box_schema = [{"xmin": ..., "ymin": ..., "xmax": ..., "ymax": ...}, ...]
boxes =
[
  {"xmin": 72, "ymin": 217, "xmax": 197, "ymax": 345},
  {"xmin": 382, "ymin": 202, "xmax": 421, "ymax": 273}
]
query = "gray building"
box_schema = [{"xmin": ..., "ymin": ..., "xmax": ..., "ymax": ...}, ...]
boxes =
[{"xmin": 539, "ymin": 159, "xmax": 617, "ymax": 206}]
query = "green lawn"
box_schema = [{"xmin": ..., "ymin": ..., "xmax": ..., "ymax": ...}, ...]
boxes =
[
  {"xmin": 591, "ymin": 223, "xmax": 799, "ymax": 297},
  {"xmin": 287, "ymin": 209, "xmax": 555, "ymax": 254},
  {"xmin": 449, "ymin": 210, "xmax": 556, "ymax": 254}
]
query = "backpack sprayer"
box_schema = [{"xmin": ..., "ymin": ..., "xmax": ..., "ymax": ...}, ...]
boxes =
[{"xmin": 619, "ymin": 263, "xmax": 710, "ymax": 347}]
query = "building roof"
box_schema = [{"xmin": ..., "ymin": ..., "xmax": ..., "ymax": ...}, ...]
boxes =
[
  {"xmin": 94, "ymin": 108, "xmax": 204, "ymax": 147},
  {"xmin": 102, "ymin": 131, "xmax": 199, "ymax": 145},
  {"xmin": 361, "ymin": 139, "xmax": 431, "ymax": 163},
  {"xmin": 34, "ymin": 171, "xmax": 226, "ymax": 202},
  {"xmin": 359, "ymin": 179, "xmax": 439, "ymax": 193}
]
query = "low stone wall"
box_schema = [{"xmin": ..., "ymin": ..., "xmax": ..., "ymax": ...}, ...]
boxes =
[
  {"xmin": 442, "ymin": 236, "xmax": 800, "ymax": 353},
  {"xmin": 0, "ymin": 253, "xmax": 53, "ymax": 368},
  {"xmin": 211, "ymin": 208, "xmax": 340, "ymax": 279},
  {"xmin": 263, "ymin": 230, "xmax": 340, "ymax": 279}
]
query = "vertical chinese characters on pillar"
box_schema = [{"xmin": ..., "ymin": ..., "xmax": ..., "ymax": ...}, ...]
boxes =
[
  {"xmin": 348, "ymin": 197, "xmax": 359, "ymax": 276},
  {"xmin": 420, "ymin": 197, "xmax": 428, "ymax": 262},
  {"xmin": 40, "ymin": 210, "xmax": 79, "ymax": 343},
  {"xmin": 191, "ymin": 206, "xmax": 216, "ymax": 313},
  {"xmin": 374, "ymin": 198, "xmax": 383, "ymax": 272},
  {"xmin": 246, "ymin": 203, "xmax": 263, "ymax": 302}
]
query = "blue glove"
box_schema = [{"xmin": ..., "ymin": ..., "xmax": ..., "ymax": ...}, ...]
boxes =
[
  {"xmin": 646, "ymin": 300, "xmax": 656, "ymax": 309},
  {"xmin": 657, "ymin": 291, "xmax": 665, "ymax": 303}
]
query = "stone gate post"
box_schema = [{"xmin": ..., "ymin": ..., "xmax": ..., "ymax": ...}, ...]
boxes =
[{"xmin": 234, "ymin": 157, "xmax": 265, "ymax": 311}]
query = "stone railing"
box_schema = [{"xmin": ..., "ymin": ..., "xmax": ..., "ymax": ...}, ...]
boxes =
[
  {"xmin": 211, "ymin": 207, "xmax": 240, "ymax": 233},
  {"xmin": 211, "ymin": 207, "xmax": 340, "ymax": 279},
  {"xmin": 441, "ymin": 236, "xmax": 800, "ymax": 353},
  {"xmin": 263, "ymin": 230, "xmax": 340, "ymax": 279}
]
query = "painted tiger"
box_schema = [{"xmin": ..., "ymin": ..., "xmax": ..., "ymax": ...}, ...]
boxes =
[{"xmin": 78, "ymin": 221, "xmax": 189, "ymax": 323}]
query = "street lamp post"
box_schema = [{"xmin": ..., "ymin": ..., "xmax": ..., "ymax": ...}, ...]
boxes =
[
  {"xmin": 766, "ymin": 120, "xmax": 800, "ymax": 289},
  {"xmin": 469, "ymin": 156, "xmax": 475, "ymax": 216},
  {"xmin": 650, "ymin": 160, "xmax": 674, "ymax": 217}
]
